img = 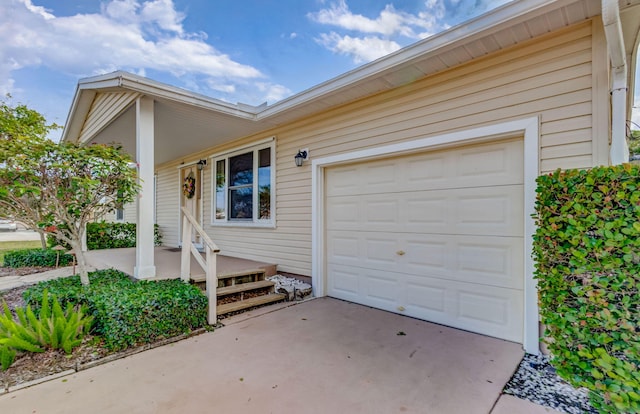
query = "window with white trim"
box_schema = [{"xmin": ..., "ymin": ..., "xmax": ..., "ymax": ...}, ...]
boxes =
[{"xmin": 212, "ymin": 141, "xmax": 274, "ymax": 226}]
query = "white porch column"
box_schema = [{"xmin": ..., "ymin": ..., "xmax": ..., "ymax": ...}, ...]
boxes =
[{"xmin": 134, "ymin": 96, "xmax": 156, "ymax": 279}]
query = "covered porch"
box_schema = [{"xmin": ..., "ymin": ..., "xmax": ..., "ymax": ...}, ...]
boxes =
[{"xmin": 84, "ymin": 247, "xmax": 277, "ymax": 281}]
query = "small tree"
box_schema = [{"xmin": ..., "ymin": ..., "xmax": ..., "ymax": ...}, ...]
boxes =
[
  {"xmin": 0, "ymin": 96, "xmax": 59, "ymax": 248},
  {"xmin": 0, "ymin": 98, "xmax": 139, "ymax": 285}
]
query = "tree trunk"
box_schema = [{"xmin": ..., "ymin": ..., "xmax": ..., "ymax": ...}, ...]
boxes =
[
  {"xmin": 69, "ymin": 240, "xmax": 90, "ymax": 286},
  {"xmin": 38, "ymin": 230, "xmax": 47, "ymax": 250}
]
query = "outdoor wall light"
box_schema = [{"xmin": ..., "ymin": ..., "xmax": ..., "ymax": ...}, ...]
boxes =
[
  {"xmin": 294, "ymin": 149, "xmax": 308, "ymax": 167},
  {"xmin": 196, "ymin": 159, "xmax": 207, "ymax": 170}
]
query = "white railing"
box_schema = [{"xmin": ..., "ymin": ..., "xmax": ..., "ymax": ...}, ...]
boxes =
[{"xmin": 180, "ymin": 206, "xmax": 220, "ymax": 325}]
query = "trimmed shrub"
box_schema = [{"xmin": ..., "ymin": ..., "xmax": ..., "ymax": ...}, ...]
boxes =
[
  {"xmin": 533, "ymin": 164, "xmax": 640, "ymax": 413},
  {"xmin": 24, "ymin": 269, "xmax": 208, "ymax": 351},
  {"xmin": 23, "ymin": 269, "xmax": 131, "ymax": 308},
  {"xmin": 86, "ymin": 222, "xmax": 163, "ymax": 250},
  {"xmin": 47, "ymin": 222, "xmax": 163, "ymax": 250},
  {"xmin": 3, "ymin": 248, "xmax": 74, "ymax": 268}
]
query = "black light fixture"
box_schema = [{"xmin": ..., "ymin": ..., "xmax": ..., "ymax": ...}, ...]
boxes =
[
  {"xmin": 294, "ymin": 150, "xmax": 308, "ymax": 167},
  {"xmin": 196, "ymin": 159, "xmax": 207, "ymax": 170}
]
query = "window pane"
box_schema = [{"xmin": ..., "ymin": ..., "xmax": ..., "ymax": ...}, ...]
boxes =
[
  {"xmin": 215, "ymin": 160, "xmax": 226, "ymax": 220},
  {"xmin": 258, "ymin": 148, "xmax": 271, "ymax": 219},
  {"xmin": 230, "ymin": 187, "xmax": 253, "ymax": 219},
  {"xmin": 229, "ymin": 152, "xmax": 253, "ymax": 186}
]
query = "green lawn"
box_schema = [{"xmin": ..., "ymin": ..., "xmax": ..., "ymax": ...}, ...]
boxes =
[{"xmin": 0, "ymin": 240, "xmax": 42, "ymax": 265}]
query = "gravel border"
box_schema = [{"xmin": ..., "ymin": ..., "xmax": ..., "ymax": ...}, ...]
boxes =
[{"xmin": 503, "ymin": 354, "xmax": 596, "ymax": 414}]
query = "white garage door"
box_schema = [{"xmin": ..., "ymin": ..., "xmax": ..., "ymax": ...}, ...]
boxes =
[{"xmin": 325, "ymin": 139, "xmax": 524, "ymax": 342}]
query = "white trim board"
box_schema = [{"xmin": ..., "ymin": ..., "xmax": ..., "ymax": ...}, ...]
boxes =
[{"xmin": 311, "ymin": 117, "xmax": 540, "ymax": 354}]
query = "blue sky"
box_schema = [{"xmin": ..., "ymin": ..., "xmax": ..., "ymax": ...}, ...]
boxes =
[{"xmin": 2, "ymin": 0, "xmax": 639, "ymax": 139}]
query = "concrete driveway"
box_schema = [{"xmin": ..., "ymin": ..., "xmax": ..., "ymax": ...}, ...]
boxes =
[{"xmin": 0, "ymin": 298, "xmax": 539, "ymax": 414}]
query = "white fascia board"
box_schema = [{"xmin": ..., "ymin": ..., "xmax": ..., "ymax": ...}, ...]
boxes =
[
  {"xmin": 116, "ymin": 74, "xmax": 260, "ymax": 120},
  {"xmin": 257, "ymin": 0, "xmax": 575, "ymax": 120},
  {"xmin": 61, "ymin": 87, "xmax": 96, "ymax": 143}
]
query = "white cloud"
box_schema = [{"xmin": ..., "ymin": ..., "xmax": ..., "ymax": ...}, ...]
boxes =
[
  {"xmin": 308, "ymin": 0, "xmax": 426, "ymax": 38},
  {"xmin": 308, "ymin": 0, "xmax": 450, "ymax": 63},
  {"xmin": 316, "ymin": 32, "xmax": 401, "ymax": 63},
  {"xmin": 18, "ymin": 0, "xmax": 53, "ymax": 19},
  {"xmin": 0, "ymin": 0, "xmax": 291, "ymax": 106},
  {"xmin": 140, "ymin": 0, "xmax": 184, "ymax": 34},
  {"xmin": 255, "ymin": 83, "xmax": 293, "ymax": 103},
  {"xmin": 205, "ymin": 81, "xmax": 236, "ymax": 94},
  {"xmin": 308, "ymin": 0, "xmax": 510, "ymax": 63}
]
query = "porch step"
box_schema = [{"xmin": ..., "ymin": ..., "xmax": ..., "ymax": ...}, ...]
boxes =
[
  {"xmin": 191, "ymin": 269, "xmax": 266, "ymax": 285},
  {"xmin": 217, "ymin": 293, "xmax": 287, "ymax": 315},
  {"xmin": 217, "ymin": 280, "xmax": 275, "ymax": 297}
]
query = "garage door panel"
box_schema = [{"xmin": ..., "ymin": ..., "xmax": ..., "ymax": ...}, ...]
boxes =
[
  {"xmin": 455, "ymin": 287, "xmax": 522, "ymax": 342},
  {"xmin": 366, "ymin": 272, "xmax": 402, "ymax": 305},
  {"xmin": 405, "ymin": 282, "xmax": 447, "ymax": 313},
  {"xmin": 327, "ymin": 264, "xmax": 402, "ymax": 313},
  {"xmin": 327, "ymin": 186, "xmax": 522, "ymax": 237},
  {"xmin": 329, "ymin": 266, "xmax": 360, "ymax": 299},
  {"xmin": 328, "ymin": 230, "xmax": 522, "ymax": 289},
  {"xmin": 456, "ymin": 186, "xmax": 523, "ymax": 236},
  {"xmin": 403, "ymin": 239, "xmax": 450, "ymax": 273},
  {"xmin": 405, "ymin": 198, "xmax": 448, "ymax": 226},
  {"xmin": 327, "ymin": 234, "xmax": 360, "ymax": 263},
  {"xmin": 365, "ymin": 199, "xmax": 400, "ymax": 224},
  {"xmin": 365, "ymin": 238, "xmax": 399, "ymax": 265},
  {"xmin": 406, "ymin": 277, "xmax": 523, "ymax": 342},
  {"xmin": 326, "ymin": 139, "xmax": 524, "ymax": 197},
  {"xmin": 326, "ymin": 198, "xmax": 360, "ymax": 226},
  {"xmin": 328, "ymin": 231, "xmax": 400, "ymax": 273},
  {"xmin": 456, "ymin": 239, "xmax": 523, "ymax": 289},
  {"xmin": 326, "ymin": 166, "xmax": 361, "ymax": 196},
  {"xmin": 456, "ymin": 141, "xmax": 523, "ymax": 183}
]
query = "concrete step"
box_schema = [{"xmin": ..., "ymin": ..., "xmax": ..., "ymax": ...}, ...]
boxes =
[
  {"xmin": 217, "ymin": 293, "xmax": 287, "ymax": 315},
  {"xmin": 216, "ymin": 280, "xmax": 275, "ymax": 297}
]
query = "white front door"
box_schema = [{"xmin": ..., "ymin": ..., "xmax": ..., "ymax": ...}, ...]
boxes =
[
  {"xmin": 325, "ymin": 139, "xmax": 525, "ymax": 342},
  {"xmin": 180, "ymin": 165, "xmax": 203, "ymax": 247}
]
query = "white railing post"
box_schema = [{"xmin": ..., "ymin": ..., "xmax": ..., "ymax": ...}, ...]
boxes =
[
  {"xmin": 206, "ymin": 246, "xmax": 217, "ymax": 324},
  {"xmin": 180, "ymin": 207, "xmax": 219, "ymax": 326},
  {"xmin": 180, "ymin": 213, "xmax": 192, "ymax": 282}
]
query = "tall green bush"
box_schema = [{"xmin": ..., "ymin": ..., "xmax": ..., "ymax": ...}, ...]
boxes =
[
  {"xmin": 3, "ymin": 248, "xmax": 74, "ymax": 268},
  {"xmin": 533, "ymin": 164, "xmax": 640, "ymax": 413},
  {"xmin": 86, "ymin": 222, "xmax": 162, "ymax": 250},
  {"xmin": 48, "ymin": 222, "xmax": 163, "ymax": 250}
]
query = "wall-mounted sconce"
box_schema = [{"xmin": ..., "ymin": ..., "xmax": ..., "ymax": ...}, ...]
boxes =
[
  {"xmin": 196, "ymin": 159, "xmax": 207, "ymax": 170},
  {"xmin": 294, "ymin": 149, "xmax": 309, "ymax": 167}
]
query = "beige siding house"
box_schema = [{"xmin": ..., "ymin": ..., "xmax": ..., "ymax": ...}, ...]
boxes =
[{"xmin": 62, "ymin": 0, "xmax": 640, "ymax": 353}]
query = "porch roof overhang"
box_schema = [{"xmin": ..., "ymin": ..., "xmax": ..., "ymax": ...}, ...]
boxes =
[{"xmin": 62, "ymin": 0, "xmax": 640, "ymax": 166}]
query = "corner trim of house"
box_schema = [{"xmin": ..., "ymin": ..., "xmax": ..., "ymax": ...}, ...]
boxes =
[{"xmin": 311, "ymin": 117, "xmax": 540, "ymax": 354}]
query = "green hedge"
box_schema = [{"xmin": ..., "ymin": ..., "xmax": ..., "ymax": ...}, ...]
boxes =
[
  {"xmin": 86, "ymin": 222, "xmax": 163, "ymax": 250},
  {"xmin": 48, "ymin": 222, "xmax": 163, "ymax": 250},
  {"xmin": 533, "ymin": 164, "xmax": 640, "ymax": 413},
  {"xmin": 3, "ymin": 248, "xmax": 74, "ymax": 268},
  {"xmin": 24, "ymin": 270, "xmax": 208, "ymax": 351}
]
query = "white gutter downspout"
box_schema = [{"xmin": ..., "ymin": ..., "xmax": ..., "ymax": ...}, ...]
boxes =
[{"xmin": 602, "ymin": 0, "xmax": 629, "ymax": 164}]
